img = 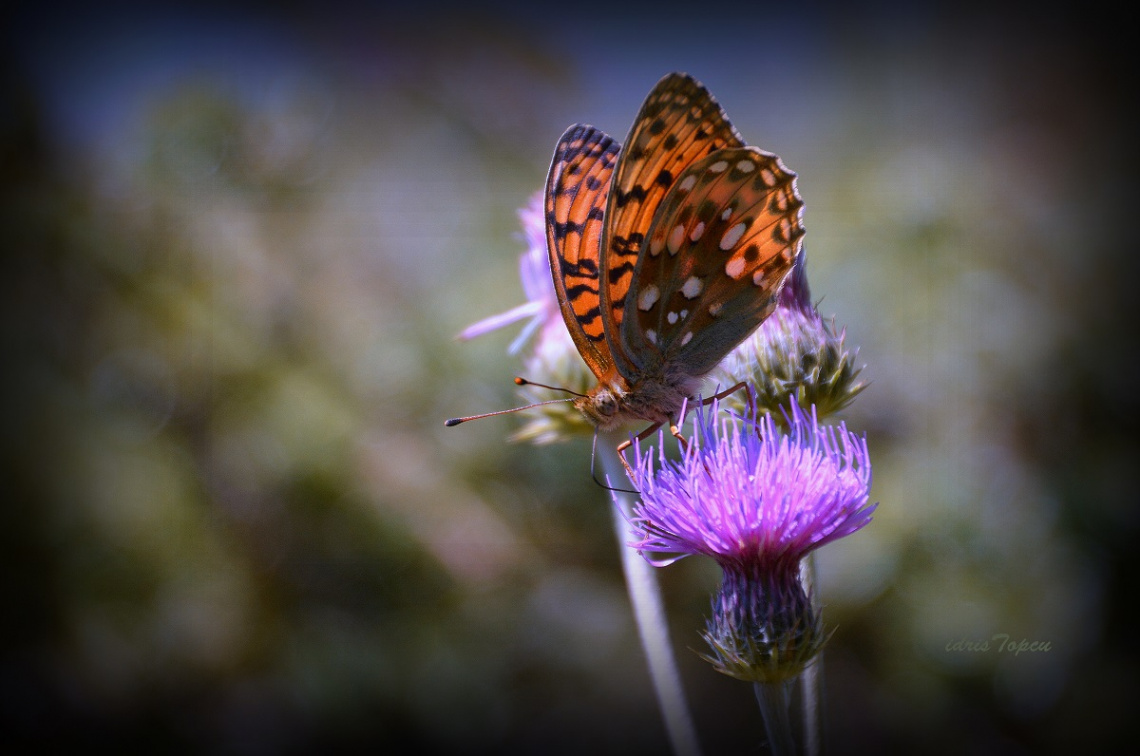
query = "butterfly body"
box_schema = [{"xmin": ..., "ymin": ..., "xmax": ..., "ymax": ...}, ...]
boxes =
[
  {"xmin": 544, "ymin": 73, "xmax": 805, "ymax": 435},
  {"xmin": 574, "ymin": 367, "xmax": 704, "ymax": 431}
]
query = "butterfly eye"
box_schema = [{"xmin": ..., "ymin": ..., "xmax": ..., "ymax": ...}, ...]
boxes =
[{"xmin": 596, "ymin": 391, "xmax": 619, "ymax": 417}]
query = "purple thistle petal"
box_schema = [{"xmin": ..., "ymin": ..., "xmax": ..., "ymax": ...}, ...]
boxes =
[
  {"xmin": 516, "ymin": 195, "xmax": 553, "ymax": 304},
  {"xmin": 776, "ymin": 246, "xmax": 813, "ymax": 312},
  {"xmin": 625, "ymin": 400, "xmax": 875, "ymax": 570},
  {"xmin": 457, "ymin": 193, "xmax": 563, "ymax": 355},
  {"xmin": 456, "ymin": 301, "xmax": 544, "ymax": 342}
]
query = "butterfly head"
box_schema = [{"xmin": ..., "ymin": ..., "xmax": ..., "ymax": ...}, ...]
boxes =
[
  {"xmin": 574, "ymin": 381, "xmax": 627, "ymax": 430},
  {"xmin": 575, "ymin": 373, "xmax": 695, "ymax": 432}
]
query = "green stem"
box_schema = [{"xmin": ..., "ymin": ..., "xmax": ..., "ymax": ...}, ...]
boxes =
[
  {"xmin": 754, "ymin": 680, "xmax": 796, "ymax": 756},
  {"xmin": 798, "ymin": 554, "xmax": 822, "ymax": 756},
  {"xmin": 753, "ymin": 555, "xmax": 824, "ymax": 756},
  {"xmin": 599, "ymin": 435, "xmax": 701, "ymax": 756}
]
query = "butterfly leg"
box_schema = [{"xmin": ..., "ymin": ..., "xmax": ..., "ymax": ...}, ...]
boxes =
[
  {"xmin": 674, "ymin": 383, "xmax": 753, "ymax": 476},
  {"xmin": 589, "ymin": 430, "xmax": 640, "ymax": 494},
  {"xmin": 614, "ymin": 384, "xmax": 752, "ymax": 482},
  {"xmin": 615, "ymin": 422, "xmax": 666, "ymax": 482},
  {"xmin": 668, "ymin": 423, "xmax": 690, "ymax": 452},
  {"xmin": 703, "ymin": 381, "xmax": 750, "ymax": 407},
  {"xmin": 672, "ymin": 381, "xmax": 751, "ymax": 447}
]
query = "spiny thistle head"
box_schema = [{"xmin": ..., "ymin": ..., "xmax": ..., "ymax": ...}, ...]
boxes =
[
  {"xmin": 713, "ymin": 250, "xmax": 867, "ymax": 425},
  {"xmin": 623, "ymin": 399, "xmax": 875, "ymax": 682},
  {"xmin": 700, "ymin": 561, "xmax": 827, "ymax": 684}
]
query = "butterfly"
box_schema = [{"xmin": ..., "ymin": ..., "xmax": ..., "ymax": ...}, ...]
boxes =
[{"xmin": 543, "ymin": 72, "xmax": 805, "ymax": 443}]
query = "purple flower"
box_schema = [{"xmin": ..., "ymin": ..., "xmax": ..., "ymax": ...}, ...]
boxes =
[
  {"xmin": 624, "ymin": 400, "xmax": 875, "ymax": 682},
  {"xmin": 457, "ymin": 192, "xmax": 566, "ymax": 354},
  {"xmin": 775, "ymin": 239, "xmax": 815, "ymax": 313},
  {"xmin": 457, "ymin": 191, "xmax": 592, "ymax": 443},
  {"xmin": 712, "ymin": 250, "xmax": 866, "ymax": 423}
]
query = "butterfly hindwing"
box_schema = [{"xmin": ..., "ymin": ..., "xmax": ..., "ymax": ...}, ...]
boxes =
[
  {"xmin": 601, "ymin": 73, "xmax": 745, "ymax": 375},
  {"xmin": 621, "ymin": 146, "xmax": 805, "ymax": 377},
  {"xmin": 544, "ymin": 125, "xmax": 622, "ymax": 381}
]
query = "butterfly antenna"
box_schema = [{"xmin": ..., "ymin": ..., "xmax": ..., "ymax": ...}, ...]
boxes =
[
  {"xmin": 589, "ymin": 428, "xmax": 639, "ymax": 494},
  {"xmin": 444, "ymin": 397, "xmax": 574, "ymax": 427},
  {"xmin": 513, "ymin": 376, "xmax": 587, "ymax": 398}
]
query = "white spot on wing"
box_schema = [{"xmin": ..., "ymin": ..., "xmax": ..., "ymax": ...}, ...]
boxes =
[
  {"xmin": 725, "ymin": 257, "xmax": 746, "ymax": 279},
  {"xmin": 760, "ymin": 167, "xmax": 777, "ymax": 186},
  {"xmin": 678, "ymin": 174, "xmax": 697, "ymax": 193},
  {"xmin": 667, "ymin": 311, "xmax": 678, "ymax": 324},
  {"xmin": 720, "ymin": 222, "xmax": 747, "ymax": 251},
  {"xmin": 709, "ymin": 160, "xmax": 728, "ymax": 173},
  {"xmin": 646, "ymin": 329, "xmax": 657, "ymax": 344},
  {"xmin": 681, "ymin": 276, "xmax": 704, "ymax": 299},
  {"xmin": 680, "ymin": 331, "xmax": 693, "ymax": 346},
  {"xmin": 752, "ymin": 269, "xmax": 765, "ymax": 286},
  {"xmin": 721, "ymin": 207, "xmax": 733, "ymax": 220},
  {"xmin": 709, "ymin": 302, "xmax": 724, "ymax": 317},
  {"xmin": 638, "ymin": 284, "xmax": 660, "ymax": 311},
  {"xmin": 736, "ymin": 159, "xmax": 755, "ymax": 173},
  {"xmin": 689, "ymin": 221, "xmax": 705, "ymax": 242},
  {"xmin": 668, "ymin": 224, "xmax": 685, "ymax": 255}
]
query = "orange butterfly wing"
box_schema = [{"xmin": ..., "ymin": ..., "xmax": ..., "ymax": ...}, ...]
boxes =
[
  {"xmin": 623, "ymin": 147, "xmax": 805, "ymax": 376},
  {"xmin": 544, "ymin": 125, "xmax": 622, "ymax": 381},
  {"xmin": 600, "ymin": 73, "xmax": 745, "ymax": 375}
]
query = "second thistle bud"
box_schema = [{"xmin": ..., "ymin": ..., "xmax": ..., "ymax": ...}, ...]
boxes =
[{"xmin": 713, "ymin": 249, "xmax": 866, "ymax": 423}]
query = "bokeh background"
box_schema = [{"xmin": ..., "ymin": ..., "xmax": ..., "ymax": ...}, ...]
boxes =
[{"xmin": 4, "ymin": 2, "xmax": 1136, "ymax": 753}]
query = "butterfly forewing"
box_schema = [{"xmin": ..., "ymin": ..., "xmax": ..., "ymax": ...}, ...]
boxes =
[
  {"xmin": 544, "ymin": 125, "xmax": 622, "ymax": 381},
  {"xmin": 601, "ymin": 74, "xmax": 745, "ymax": 374},
  {"xmin": 622, "ymin": 146, "xmax": 805, "ymax": 377}
]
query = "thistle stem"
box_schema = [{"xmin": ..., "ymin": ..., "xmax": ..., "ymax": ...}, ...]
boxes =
[
  {"xmin": 799, "ymin": 554, "xmax": 822, "ymax": 756},
  {"xmin": 751, "ymin": 555, "xmax": 826, "ymax": 756},
  {"xmin": 754, "ymin": 680, "xmax": 797, "ymax": 756},
  {"xmin": 600, "ymin": 436, "xmax": 701, "ymax": 756}
]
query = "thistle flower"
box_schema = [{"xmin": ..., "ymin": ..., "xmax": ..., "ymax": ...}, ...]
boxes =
[
  {"xmin": 457, "ymin": 192, "xmax": 593, "ymax": 442},
  {"xmin": 509, "ymin": 323, "xmax": 595, "ymax": 443},
  {"xmin": 713, "ymin": 250, "xmax": 866, "ymax": 423},
  {"xmin": 458, "ymin": 192, "xmax": 564, "ymax": 353},
  {"xmin": 624, "ymin": 399, "xmax": 875, "ymax": 683}
]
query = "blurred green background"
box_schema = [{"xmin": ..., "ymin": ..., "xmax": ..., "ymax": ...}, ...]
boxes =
[{"xmin": 4, "ymin": 2, "xmax": 1135, "ymax": 753}]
